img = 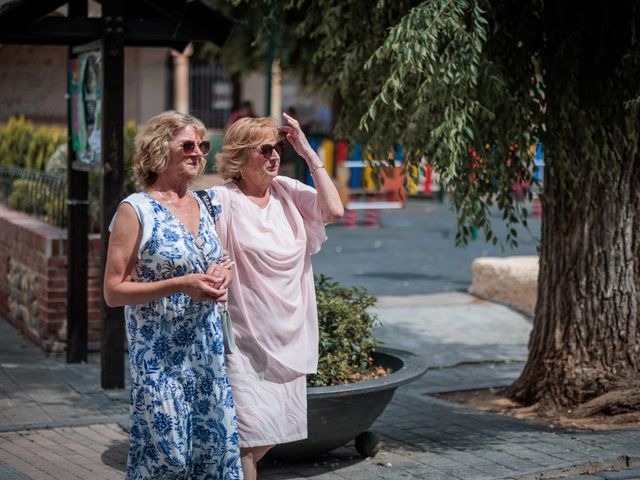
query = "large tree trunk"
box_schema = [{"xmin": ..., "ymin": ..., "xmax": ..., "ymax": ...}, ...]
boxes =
[
  {"xmin": 509, "ymin": 0, "xmax": 640, "ymax": 413},
  {"xmin": 511, "ymin": 143, "xmax": 640, "ymax": 409}
]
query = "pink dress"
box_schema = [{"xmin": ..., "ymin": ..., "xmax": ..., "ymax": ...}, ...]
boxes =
[{"xmin": 210, "ymin": 176, "xmax": 327, "ymax": 448}]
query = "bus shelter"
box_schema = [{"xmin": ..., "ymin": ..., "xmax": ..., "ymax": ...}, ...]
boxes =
[{"xmin": 0, "ymin": 0, "xmax": 234, "ymax": 388}]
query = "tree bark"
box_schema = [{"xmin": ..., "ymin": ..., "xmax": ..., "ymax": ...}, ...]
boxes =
[
  {"xmin": 509, "ymin": 0, "xmax": 640, "ymax": 411},
  {"xmin": 511, "ymin": 143, "xmax": 640, "ymax": 408}
]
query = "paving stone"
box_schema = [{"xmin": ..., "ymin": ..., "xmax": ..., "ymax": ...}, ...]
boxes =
[
  {"xmin": 3, "ymin": 276, "xmax": 640, "ymax": 480},
  {"xmin": 0, "ymin": 459, "xmax": 33, "ymax": 480}
]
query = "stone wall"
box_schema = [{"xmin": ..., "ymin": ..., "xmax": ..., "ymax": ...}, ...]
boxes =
[
  {"xmin": 468, "ymin": 256, "xmax": 539, "ymax": 317},
  {"xmin": 0, "ymin": 204, "xmax": 102, "ymax": 353}
]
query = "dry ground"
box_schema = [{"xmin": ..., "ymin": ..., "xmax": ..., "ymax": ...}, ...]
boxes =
[{"xmin": 435, "ymin": 387, "xmax": 640, "ymax": 431}]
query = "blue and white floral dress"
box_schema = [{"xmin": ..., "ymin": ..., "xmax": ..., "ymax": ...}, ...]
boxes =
[{"xmin": 117, "ymin": 191, "xmax": 242, "ymax": 480}]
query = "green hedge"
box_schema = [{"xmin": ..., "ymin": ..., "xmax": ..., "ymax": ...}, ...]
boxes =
[
  {"xmin": 0, "ymin": 116, "xmax": 65, "ymax": 170},
  {"xmin": 0, "ymin": 116, "xmax": 137, "ymax": 230}
]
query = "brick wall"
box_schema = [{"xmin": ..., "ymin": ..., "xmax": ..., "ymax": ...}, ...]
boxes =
[
  {"xmin": 0, "ymin": 205, "xmax": 102, "ymax": 353},
  {"xmin": 0, "ymin": 45, "xmax": 169, "ymax": 126}
]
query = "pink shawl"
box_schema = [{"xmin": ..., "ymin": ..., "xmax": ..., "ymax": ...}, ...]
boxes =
[{"xmin": 211, "ymin": 176, "xmax": 327, "ymax": 375}]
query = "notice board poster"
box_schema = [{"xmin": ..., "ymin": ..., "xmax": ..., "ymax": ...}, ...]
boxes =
[{"xmin": 70, "ymin": 44, "xmax": 102, "ymax": 170}]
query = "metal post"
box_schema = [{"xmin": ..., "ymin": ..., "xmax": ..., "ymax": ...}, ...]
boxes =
[
  {"xmin": 231, "ymin": 73, "xmax": 241, "ymax": 111},
  {"xmin": 66, "ymin": 0, "xmax": 88, "ymax": 364},
  {"xmin": 100, "ymin": 0, "xmax": 125, "ymax": 389}
]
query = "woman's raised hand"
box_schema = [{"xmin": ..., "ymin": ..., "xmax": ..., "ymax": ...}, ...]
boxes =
[{"xmin": 280, "ymin": 112, "xmax": 315, "ymax": 160}]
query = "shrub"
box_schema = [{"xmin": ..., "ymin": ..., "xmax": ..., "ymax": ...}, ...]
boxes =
[
  {"xmin": 0, "ymin": 117, "xmax": 65, "ymax": 170},
  {"xmin": 307, "ymin": 275, "xmax": 380, "ymax": 387},
  {"xmin": 0, "ymin": 116, "xmax": 34, "ymax": 168},
  {"xmin": 0, "ymin": 116, "xmax": 138, "ymax": 230},
  {"xmin": 86, "ymin": 119, "xmax": 138, "ymax": 230},
  {"xmin": 123, "ymin": 119, "xmax": 138, "ymax": 193},
  {"xmin": 8, "ymin": 178, "xmax": 47, "ymax": 215},
  {"xmin": 45, "ymin": 143, "xmax": 68, "ymax": 174},
  {"xmin": 25, "ymin": 127, "xmax": 66, "ymax": 171},
  {"xmin": 44, "ymin": 194, "xmax": 67, "ymax": 226}
]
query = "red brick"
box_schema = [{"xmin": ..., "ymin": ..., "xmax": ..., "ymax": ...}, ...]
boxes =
[
  {"xmin": 39, "ymin": 300, "xmax": 67, "ymax": 311},
  {"xmin": 47, "ymin": 279, "xmax": 67, "ymax": 290},
  {"xmin": 47, "ymin": 257, "xmax": 66, "ymax": 268},
  {"xmin": 0, "ymin": 206, "xmax": 109, "ymax": 354},
  {"xmin": 47, "ymin": 268, "xmax": 66, "ymax": 279},
  {"xmin": 44, "ymin": 290, "xmax": 67, "ymax": 300}
]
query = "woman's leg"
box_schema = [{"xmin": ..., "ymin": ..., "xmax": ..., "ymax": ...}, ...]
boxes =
[{"xmin": 240, "ymin": 446, "xmax": 273, "ymax": 480}]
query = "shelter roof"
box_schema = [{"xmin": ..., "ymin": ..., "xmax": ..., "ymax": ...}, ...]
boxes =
[{"xmin": 0, "ymin": 0, "xmax": 234, "ymax": 49}]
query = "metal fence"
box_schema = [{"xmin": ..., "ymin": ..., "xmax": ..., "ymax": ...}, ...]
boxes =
[
  {"xmin": 189, "ymin": 63, "xmax": 233, "ymax": 130},
  {"xmin": 167, "ymin": 61, "xmax": 233, "ymax": 130},
  {"xmin": 0, "ymin": 165, "xmax": 67, "ymax": 228}
]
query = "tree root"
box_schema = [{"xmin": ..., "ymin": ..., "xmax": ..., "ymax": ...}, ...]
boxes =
[{"xmin": 571, "ymin": 385, "xmax": 640, "ymax": 418}]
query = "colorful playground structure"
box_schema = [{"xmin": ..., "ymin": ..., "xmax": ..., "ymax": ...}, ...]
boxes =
[
  {"xmin": 299, "ymin": 138, "xmax": 544, "ymax": 227},
  {"xmin": 304, "ymin": 138, "xmax": 442, "ymax": 227}
]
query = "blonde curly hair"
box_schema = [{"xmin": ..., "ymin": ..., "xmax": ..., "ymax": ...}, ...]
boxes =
[
  {"xmin": 133, "ymin": 111, "xmax": 207, "ymax": 188},
  {"xmin": 216, "ymin": 117, "xmax": 282, "ymax": 181}
]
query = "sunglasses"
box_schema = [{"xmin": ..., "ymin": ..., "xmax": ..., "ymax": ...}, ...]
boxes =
[
  {"xmin": 255, "ymin": 142, "xmax": 283, "ymax": 158},
  {"xmin": 179, "ymin": 140, "xmax": 211, "ymax": 155}
]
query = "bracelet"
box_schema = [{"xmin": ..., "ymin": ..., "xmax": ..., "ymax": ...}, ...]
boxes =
[{"xmin": 310, "ymin": 164, "xmax": 325, "ymax": 175}]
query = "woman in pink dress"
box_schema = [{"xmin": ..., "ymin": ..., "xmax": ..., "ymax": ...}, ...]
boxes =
[{"xmin": 208, "ymin": 113, "xmax": 343, "ymax": 479}]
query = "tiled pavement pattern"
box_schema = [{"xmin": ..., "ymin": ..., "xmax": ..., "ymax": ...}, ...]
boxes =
[
  {"xmin": 258, "ymin": 382, "xmax": 640, "ymax": 480},
  {"xmin": 2, "ymin": 292, "xmax": 639, "ymax": 479},
  {"xmin": 0, "ymin": 424, "xmax": 127, "ymax": 480},
  {"xmin": 0, "ymin": 320, "xmax": 128, "ymax": 433}
]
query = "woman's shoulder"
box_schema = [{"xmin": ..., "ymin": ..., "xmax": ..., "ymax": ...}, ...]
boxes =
[
  {"xmin": 204, "ymin": 182, "xmax": 240, "ymax": 209},
  {"xmin": 120, "ymin": 191, "xmax": 148, "ymax": 207},
  {"xmin": 273, "ymin": 175, "xmax": 301, "ymax": 193},
  {"xmin": 205, "ymin": 183, "xmax": 229, "ymax": 199},
  {"xmin": 274, "ymin": 175, "xmax": 315, "ymax": 195},
  {"xmin": 109, "ymin": 192, "xmax": 148, "ymax": 232},
  {"xmin": 121, "ymin": 192, "xmax": 157, "ymax": 218},
  {"xmin": 274, "ymin": 175, "xmax": 298, "ymax": 188}
]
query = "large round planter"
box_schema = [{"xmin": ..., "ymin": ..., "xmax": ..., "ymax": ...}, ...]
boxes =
[{"xmin": 267, "ymin": 346, "xmax": 427, "ymax": 461}]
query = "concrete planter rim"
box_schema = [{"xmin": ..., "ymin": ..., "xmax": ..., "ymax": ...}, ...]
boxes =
[
  {"xmin": 267, "ymin": 346, "xmax": 428, "ymax": 460},
  {"xmin": 307, "ymin": 346, "xmax": 428, "ymax": 398}
]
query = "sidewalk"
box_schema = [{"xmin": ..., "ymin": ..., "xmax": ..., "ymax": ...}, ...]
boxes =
[{"xmin": 1, "ymin": 293, "xmax": 640, "ymax": 480}]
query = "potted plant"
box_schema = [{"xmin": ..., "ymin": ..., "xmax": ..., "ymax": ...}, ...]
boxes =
[{"xmin": 268, "ymin": 275, "xmax": 428, "ymax": 461}]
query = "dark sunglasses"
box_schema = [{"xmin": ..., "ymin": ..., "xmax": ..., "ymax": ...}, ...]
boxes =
[
  {"xmin": 179, "ymin": 140, "xmax": 211, "ymax": 155},
  {"xmin": 255, "ymin": 142, "xmax": 283, "ymax": 158}
]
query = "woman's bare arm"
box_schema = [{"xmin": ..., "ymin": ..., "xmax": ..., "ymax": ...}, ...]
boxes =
[{"xmin": 103, "ymin": 202, "xmax": 226, "ymax": 307}]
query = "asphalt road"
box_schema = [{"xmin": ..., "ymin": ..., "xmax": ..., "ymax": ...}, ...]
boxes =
[{"xmin": 312, "ymin": 197, "xmax": 541, "ymax": 296}]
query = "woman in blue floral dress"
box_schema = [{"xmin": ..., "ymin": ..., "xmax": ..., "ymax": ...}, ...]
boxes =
[{"xmin": 104, "ymin": 111, "xmax": 243, "ymax": 479}]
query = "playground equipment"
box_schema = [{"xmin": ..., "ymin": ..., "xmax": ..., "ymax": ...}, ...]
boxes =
[
  {"xmin": 303, "ymin": 139, "xmax": 443, "ymax": 227},
  {"xmin": 309, "ymin": 140, "xmax": 404, "ymax": 225}
]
